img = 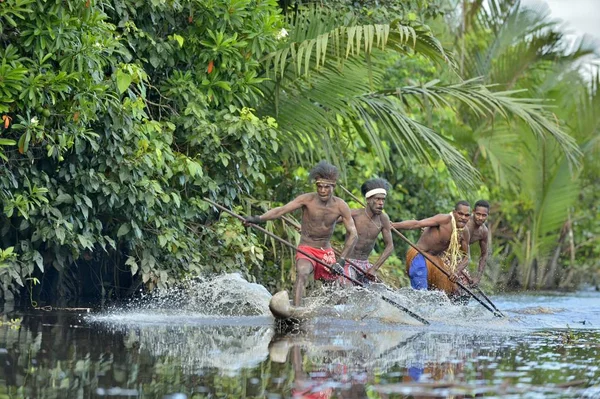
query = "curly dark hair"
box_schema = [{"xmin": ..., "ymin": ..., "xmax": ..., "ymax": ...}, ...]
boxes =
[
  {"xmin": 360, "ymin": 178, "xmax": 391, "ymax": 196},
  {"xmin": 474, "ymin": 200, "xmax": 490, "ymax": 210},
  {"xmin": 308, "ymin": 160, "xmax": 339, "ymax": 182},
  {"xmin": 455, "ymin": 200, "xmax": 470, "ymax": 210}
]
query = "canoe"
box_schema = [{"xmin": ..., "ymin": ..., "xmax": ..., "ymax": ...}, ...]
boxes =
[
  {"xmin": 268, "ymin": 328, "xmax": 420, "ymax": 364},
  {"xmin": 269, "ymin": 290, "xmax": 311, "ymax": 319},
  {"xmin": 269, "ymin": 290, "xmax": 425, "ymax": 326}
]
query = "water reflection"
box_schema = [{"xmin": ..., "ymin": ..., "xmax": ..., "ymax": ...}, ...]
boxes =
[
  {"xmin": 269, "ymin": 325, "xmax": 600, "ymax": 398},
  {"xmin": 1, "ymin": 285, "xmax": 600, "ymax": 398}
]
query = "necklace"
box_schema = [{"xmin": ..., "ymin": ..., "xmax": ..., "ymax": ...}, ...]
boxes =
[{"xmin": 364, "ymin": 208, "xmax": 381, "ymax": 229}]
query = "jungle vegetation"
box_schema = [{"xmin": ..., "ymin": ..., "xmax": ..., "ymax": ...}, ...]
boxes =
[{"xmin": 0, "ymin": 0, "xmax": 598, "ymax": 303}]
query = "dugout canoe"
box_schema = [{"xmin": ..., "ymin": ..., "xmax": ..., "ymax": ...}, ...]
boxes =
[{"xmin": 269, "ymin": 290, "xmax": 424, "ymax": 326}]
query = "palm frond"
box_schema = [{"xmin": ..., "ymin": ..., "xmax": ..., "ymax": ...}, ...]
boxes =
[
  {"xmin": 260, "ymin": 60, "xmax": 481, "ymax": 190},
  {"xmin": 576, "ymin": 67, "xmax": 600, "ymax": 168},
  {"xmin": 261, "ymin": 72, "xmax": 582, "ymax": 192},
  {"xmin": 369, "ymin": 79, "xmax": 583, "ymax": 167},
  {"xmin": 351, "ymin": 96, "xmax": 481, "ymax": 190},
  {"xmin": 263, "ymin": 7, "xmax": 450, "ymax": 81},
  {"xmin": 259, "ymin": 59, "xmax": 378, "ymax": 161},
  {"xmin": 261, "ymin": 58, "xmax": 378, "ymax": 129},
  {"xmin": 535, "ymin": 157, "xmax": 580, "ymax": 247},
  {"xmin": 488, "ymin": 91, "xmax": 582, "ymax": 168},
  {"xmin": 511, "ymin": 134, "xmax": 579, "ymax": 259},
  {"xmin": 460, "ymin": 0, "xmax": 587, "ymax": 85},
  {"xmin": 475, "ymin": 125, "xmax": 522, "ymax": 187}
]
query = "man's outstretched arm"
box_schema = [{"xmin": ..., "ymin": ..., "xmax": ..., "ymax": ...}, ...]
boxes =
[
  {"xmin": 245, "ymin": 194, "xmax": 307, "ymax": 225},
  {"xmin": 392, "ymin": 214, "xmax": 448, "ymax": 230}
]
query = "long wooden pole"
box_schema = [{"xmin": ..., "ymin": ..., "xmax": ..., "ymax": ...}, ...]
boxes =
[
  {"xmin": 203, "ymin": 197, "xmax": 430, "ymax": 325},
  {"xmin": 474, "ymin": 286, "xmax": 505, "ymax": 317},
  {"xmin": 338, "ymin": 185, "xmax": 503, "ymax": 318}
]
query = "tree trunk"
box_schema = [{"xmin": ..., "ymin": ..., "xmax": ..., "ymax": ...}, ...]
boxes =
[
  {"xmin": 544, "ymin": 217, "xmax": 571, "ymax": 288},
  {"xmin": 506, "ymin": 258, "xmax": 521, "ymax": 289}
]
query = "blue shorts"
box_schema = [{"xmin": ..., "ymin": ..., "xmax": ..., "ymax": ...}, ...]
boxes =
[
  {"xmin": 409, "ymin": 253, "xmax": 428, "ymax": 290},
  {"xmin": 408, "ymin": 365, "xmax": 424, "ymax": 381}
]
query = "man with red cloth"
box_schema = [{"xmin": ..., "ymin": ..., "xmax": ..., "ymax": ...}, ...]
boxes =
[{"xmin": 245, "ymin": 161, "xmax": 357, "ymax": 306}]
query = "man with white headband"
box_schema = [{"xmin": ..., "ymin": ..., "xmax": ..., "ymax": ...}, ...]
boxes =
[
  {"xmin": 338, "ymin": 178, "xmax": 394, "ymax": 285},
  {"xmin": 244, "ymin": 161, "xmax": 357, "ymax": 306}
]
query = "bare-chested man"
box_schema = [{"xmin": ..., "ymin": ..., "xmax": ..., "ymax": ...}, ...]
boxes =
[
  {"xmin": 340, "ymin": 178, "xmax": 394, "ymax": 285},
  {"xmin": 244, "ymin": 161, "xmax": 358, "ymax": 306},
  {"xmin": 465, "ymin": 200, "xmax": 490, "ymax": 287},
  {"xmin": 391, "ymin": 201, "xmax": 471, "ymax": 298}
]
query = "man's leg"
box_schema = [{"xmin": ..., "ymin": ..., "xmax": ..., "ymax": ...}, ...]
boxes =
[
  {"xmin": 293, "ymin": 259, "xmax": 313, "ymax": 306},
  {"xmin": 408, "ymin": 254, "xmax": 428, "ymax": 290}
]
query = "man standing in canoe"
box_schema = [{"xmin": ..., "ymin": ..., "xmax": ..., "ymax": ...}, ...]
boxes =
[
  {"xmin": 339, "ymin": 178, "xmax": 394, "ymax": 285},
  {"xmin": 465, "ymin": 200, "xmax": 491, "ymax": 287},
  {"xmin": 391, "ymin": 201, "xmax": 471, "ymax": 300},
  {"xmin": 244, "ymin": 161, "xmax": 358, "ymax": 306}
]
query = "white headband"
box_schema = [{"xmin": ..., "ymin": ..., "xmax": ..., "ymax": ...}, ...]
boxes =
[{"xmin": 365, "ymin": 188, "xmax": 387, "ymax": 199}]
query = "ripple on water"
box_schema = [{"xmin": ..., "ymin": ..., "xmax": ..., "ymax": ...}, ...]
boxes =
[{"xmin": 3, "ymin": 277, "xmax": 600, "ymax": 399}]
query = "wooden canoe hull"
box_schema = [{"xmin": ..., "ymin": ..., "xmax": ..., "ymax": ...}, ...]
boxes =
[
  {"xmin": 269, "ymin": 290, "xmax": 311, "ymax": 319},
  {"xmin": 269, "ymin": 290, "xmax": 424, "ymax": 326}
]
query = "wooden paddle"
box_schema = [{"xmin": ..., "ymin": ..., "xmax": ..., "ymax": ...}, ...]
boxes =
[
  {"xmin": 474, "ymin": 286, "xmax": 505, "ymax": 317},
  {"xmin": 338, "ymin": 185, "xmax": 503, "ymax": 318},
  {"xmin": 203, "ymin": 197, "xmax": 430, "ymax": 325}
]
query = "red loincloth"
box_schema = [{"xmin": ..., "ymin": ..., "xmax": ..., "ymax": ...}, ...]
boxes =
[{"xmin": 296, "ymin": 245, "xmax": 337, "ymax": 281}]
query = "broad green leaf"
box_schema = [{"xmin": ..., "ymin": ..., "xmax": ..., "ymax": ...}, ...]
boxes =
[
  {"xmin": 55, "ymin": 193, "xmax": 73, "ymax": 205},
  {"xmin": 33, "ymin": 251, "xmax": 44, "ymax": 272},
  {"xmin": 172, "ymin": 34, "xmax": 184, "ymax": 47},
  {"xmin": 125, "ymin": 256, "xmax": 138, "ymax": 275},
  {"xmin": 116, "ymin": 70, "xmax": 132, "ymax": 94},
  {"xmin": 117, "ymin": 223, "xmax": 131, "ymax": 237}
]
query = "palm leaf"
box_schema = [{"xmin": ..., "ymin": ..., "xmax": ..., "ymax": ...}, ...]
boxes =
[
  {"xmin": 535, "ymin": 156, "xmax": 580, "ymax": 248},
  {"xmin": 369, "ymin": 78, "xmax": 582, "ymax": 167},
  {"xmin": 460, "ymin": 0, "xmax": 594, "ymax": 87},
  {"xmin": 475, "ymin": 125, "xmax": 522, "ymax": 187},
  {"xmin": 351, "ymin": 95, "xmax": 481, "ymax": 189},
  {"xmin": 258, "ymin": 3, "xmax": 582, "ymax": 194},
  {"xmin": 575, "ymin": 67, "xmax": 600, "ymax": 163},
  {"xmin": 263, "ymin": 7, "xmax": 450, "ymax": 82}
]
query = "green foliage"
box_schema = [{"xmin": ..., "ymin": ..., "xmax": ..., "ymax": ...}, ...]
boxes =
[
  {"xmin": 0, "ymin": 0, "xmax": 596, "ymax": 300},
  {"xmin": 256, "ymin": 2, "xmax": 580, "ymax": 196},
  {"xmin": 0, "ymin": 0, "xmax": 283, "ymax": 301},
  {"xmin": 439, "ymin": 0, "xmax": 600, "ymax": 289}
]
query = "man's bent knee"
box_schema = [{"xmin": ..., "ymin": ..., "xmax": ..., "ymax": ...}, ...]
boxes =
[{"xmin": 296, "ymin": 259, "xmax": 313, "ymax": 277}]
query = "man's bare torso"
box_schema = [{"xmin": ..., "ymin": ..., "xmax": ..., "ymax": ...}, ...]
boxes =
[
  {"xmin": 466, "ymin": 218, "xmax": 488, "ymax": 245},
  {"xmin": 348, "ymin": 208, "xmax": 387, "ymax": 260},
  {"xmin": 416, "ymin": 215, "xmax": 457, "ymax": 255},
  {"xmin": 299, "ymin": 193, "xmax": 346, "ymax": 248}
]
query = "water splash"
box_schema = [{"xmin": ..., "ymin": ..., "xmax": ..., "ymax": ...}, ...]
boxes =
[
  {"xmin": 90, "ymin": 273, "xmax": 273, "ymax": 326},
  {"xmin": 86, "ymin": 272, "xmax": 572, "ymax": 331},
  {"xmin": 86, "ymin": 274, "xmax": 277, "ymax": 375},
  {"xmin": 139, "ymin": 273, "xmax": 272, "ymax": 316}
]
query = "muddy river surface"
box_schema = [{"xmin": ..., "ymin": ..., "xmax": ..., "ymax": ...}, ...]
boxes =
[{"xmin": 1, "ymin": 274, "xmax": 599, "ymax": 398}]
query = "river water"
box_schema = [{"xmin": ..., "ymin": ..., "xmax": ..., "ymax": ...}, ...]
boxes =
[{"xmin": 1, "ymin": 273, "xmax": 599, "ymax": 398}]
